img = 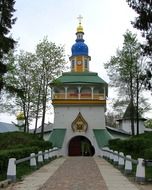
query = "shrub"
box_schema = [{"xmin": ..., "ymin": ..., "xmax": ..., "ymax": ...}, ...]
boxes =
[
  {"xmin": 29, "ymin": 140, "xmax": 52, "ymax": 150},
  {"xmin": 0, "ymin": 146, "xmax": 39, "ymax": 175},
  {"xmin": 144, "ymin": 148, "xmax": 152, "ymax": 159},
  {"xmin": 108, "ymin": 133, "xmax": 152, "ymax": 159}
]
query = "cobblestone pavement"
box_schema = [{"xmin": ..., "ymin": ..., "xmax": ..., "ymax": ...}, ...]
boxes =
[
  {"xmin": 4, "ymin": 157, "xmax": 66, "ymax": 190},
  {"xmin": 4, "ymin": 156, "xmax": 152, "ymax": 190},
  {"xmin": 39, "ymin": 157, "xmax": 108, "ymax": 190},
  {"xmin": 95, "ymin": 157, "xmax": 139, "ymax": 190}
]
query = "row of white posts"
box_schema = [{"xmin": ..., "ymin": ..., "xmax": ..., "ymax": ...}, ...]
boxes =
[
  {"xmin": 7, "ymin": 147, "xmax": 59, "ymax": 182},
  {"xmin": 101, "ymin": 147, "xmax": 145, "ymax": 183}
]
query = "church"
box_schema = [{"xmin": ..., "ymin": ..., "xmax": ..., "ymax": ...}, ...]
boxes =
[{"xmin": 49, "ymin": 16, "xmax": 112, "ymax": 156}]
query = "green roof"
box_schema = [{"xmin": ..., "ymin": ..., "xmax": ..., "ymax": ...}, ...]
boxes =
[
  {"xmin": 93, "ymin": 129, "xmax": 112, "ymax": 147},
  {"xmin": 48, "ymin": 129, "xmax": 66, "ymax": 148},
  {"xmin": 53, "ymin": 72, "xmax": 108, "ymax": 85}
]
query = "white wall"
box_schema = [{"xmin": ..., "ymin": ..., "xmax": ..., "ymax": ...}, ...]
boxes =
[
  {"xmin": 53, "ymin": 105, "xmax": 106, "ymax": 156},
  {"xmin": 122, "ymin": 120, "xmax": 145, "ymax": 134},
  {"xmin": 54, "ymin": 106, "xmax": 106, "ymax": 130}
]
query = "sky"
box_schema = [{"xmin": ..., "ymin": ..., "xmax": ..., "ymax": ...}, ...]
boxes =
[{"xmin": 0, "ymin": 0, "xmax": 147, "ymax": 126}]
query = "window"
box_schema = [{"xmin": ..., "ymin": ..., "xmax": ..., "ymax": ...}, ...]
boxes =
[
  {"xmin": 85, "ymin": 59, "xmax": 88, "ymax": 68},
  {"xmin": 72, "ymin": 60, "xmax": 75, "ymax": 68}
]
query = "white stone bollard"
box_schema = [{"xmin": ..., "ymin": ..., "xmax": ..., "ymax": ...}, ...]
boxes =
[
  {"xmin": 49, "ymin": 149, "xmax": 53, "ymax": 159},
  {"xmin": 30, "ymin": 153, "xmax": 37, "ymax": 168},
  {"xmin": 38, "ymin": 151, "xmax": 43, "ymax": 164},
  {"xmin": 107, "ymin": 148, "xmax": 110, "ymax": 160},
  {"xmin": 101, "ymin": 148, "xmax": 104, "ymax": 157},
  {"xmin": 100, "ymin": 148, "xmax": 104, "ymax": 157},
  {"xmin": 7, "ymin": 158, "xmax": 16, "ymax": 182},
  {"xmin": 136, "ymin": 158, "xmax": 145, "ymax": 182},
  {"xmin": 52, "ymin": 147, "xmax": 57, "ymax": 157},
  {"xmin": 101, "ymin": 147, "xmax": 106, "ymax": 158},
  {"xmin": 105, "ymin": 147, "xmax": 110, "ymax": 159},
  {"xmin": 113, "ymin": 151, "xmax": 119, "ymax": 165},
  {"xmin": 110, "ymin": 150, "xmax": 114, "ymax": 162},
  {"xmin": 125, "ymin": 155, "xmax": 132, "ymax": 174},
  {"xmin": 118, "ymin": 152, "xmax": 125, "ymax": 169},
  {"xmin": 44, "ymin": 150, "xmax": 49, "ymax": 161},
  {"xmin": 55, "ymin": 147, "xmax": 59, "ymax": 157}
]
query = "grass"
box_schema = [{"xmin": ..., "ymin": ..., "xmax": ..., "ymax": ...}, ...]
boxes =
[
  {"xmin": 0, "ymin": 173, "xmax": 6, "ymax": 182},
  {"xmin": 0, "ymin": 132, "xmax": 52, "ymax": 182},
  {"xmin": 146, "ymin": 166, "xmax": 152, "ymax": 181},
  {"xmin": 16, "ymin": 162, "xmax": 35, "ymax": 180}
]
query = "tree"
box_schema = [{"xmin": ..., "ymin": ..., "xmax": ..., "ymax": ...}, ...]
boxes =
[
  {"xmin": 126, "ymin": 0, "xmax": 152, "ymax": 55},
  {"xmin": 4, "ymin": 37, "xmax": 66, "ymax": 136},
  {"xmin": 105, "ymin": 30, "xmax": 149, "ymax": 135},
  {"xmin": 4, "ymin": 51, "xmax": 37, "ymax": 132},
  {"xmin": 0, "ymin": 0, "xmax": 16, "ymax": 91},
  {"xmin": 145, "ymin": 119, "xmax": 152, "ymax": 128},
  {"xmin": 105, "ymin": 112, "xmax": 120, "ymax": 128},
  {"xmin": 35, "ymin": 37, "xmax": 66, "ymax": 139}
]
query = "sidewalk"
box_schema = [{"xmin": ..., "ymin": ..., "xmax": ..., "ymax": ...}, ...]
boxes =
[
  {"xmin": 4, "ymin": 157, "xmax": 152, "ymax": 190},
  {"xmin": 95, "ymin": 157, "xmax": 139, "ymax": 190},
  {"xmin": 4, "ymin": 157, "xmax": 66, "ymax": 190},
  {"xmin": 95, "ymin": 157, "xmax": 152, "ymax": 190}
]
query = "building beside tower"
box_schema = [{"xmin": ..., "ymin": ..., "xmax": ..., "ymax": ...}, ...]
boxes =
[{"xmin": 49, "ymin": 17, "xmax": 111, "ymax": 156}]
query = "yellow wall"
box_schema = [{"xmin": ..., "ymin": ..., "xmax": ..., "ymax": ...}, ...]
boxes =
[{"xmin": 76, "ymin": 56, "xmax": 83, "ymax": 72}]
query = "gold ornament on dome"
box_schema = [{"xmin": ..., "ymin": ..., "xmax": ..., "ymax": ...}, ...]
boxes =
[
  {"xmin": 71, "ymin": 112, "xmax": 88, "ymax": 132},
  {"xmin": 77, "ymin": 15, "xmax": 83, "ymax": 33}
]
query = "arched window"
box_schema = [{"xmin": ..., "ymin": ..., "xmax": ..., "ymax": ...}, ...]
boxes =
[
  {"xmin": 67, "ymin": 87, "xmax": 78, "ymax": 99},
  {"xmin": 54, "ymin": 87, "xmax": 65, "ymax": 99},
  {"xmin": 80, "ymin": 87, "xmax": 91, "ymax": 98},
  {"xmin": 72, "ymin": 60, "xmax": 75, "ymax": 69},
  {"xmin": 94, "ymin": 87, "xmax": 104, "ymax": 99},
  {"xmin": 85, "ymin": 59, "xmax": 88, "ymax": 68}
]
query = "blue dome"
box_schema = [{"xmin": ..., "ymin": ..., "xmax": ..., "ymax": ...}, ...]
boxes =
[{"xmin": 71, "ymin": 41, "xmax": 88, "ymax": 56}]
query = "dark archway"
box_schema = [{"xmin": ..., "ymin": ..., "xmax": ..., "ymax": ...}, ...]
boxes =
[{"xmin": 68, "ymin": 136, "xmax": 95, "ymax": 156}]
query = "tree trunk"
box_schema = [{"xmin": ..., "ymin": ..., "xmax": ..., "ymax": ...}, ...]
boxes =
[
  {"xmin": 40, "ymin": 74, "xmax": 48, "ymax": 139},
  {"xmin": 34, "ymin": 83, "xmax": 42, "ymax": 134},
  {"xmin": 130, "ymin": 74, "xmax": 135, "ymax": 136},
  {"xmin": 23, "ymin": 102, "xmax": 27, "ymax": 132},
  {"xmin": 41, "ymin": 97, "xmax": 46, "ymax": 139},
  {"xmin": 136, "ymin": 74, "xmax": 139, "ymax": 135}
]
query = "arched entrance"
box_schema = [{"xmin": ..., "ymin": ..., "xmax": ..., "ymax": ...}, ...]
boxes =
[{"xmin": 68, "ymin": 136, "xmax": 95, "ymax": 156}]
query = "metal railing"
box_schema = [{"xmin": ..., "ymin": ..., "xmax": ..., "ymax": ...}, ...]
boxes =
[{"xmin": 7, "ymin": 147, "xmax": 60, "ymax": 182}]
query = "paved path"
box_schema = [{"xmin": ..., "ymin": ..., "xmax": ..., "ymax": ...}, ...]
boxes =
[
  {"xmin": 4, "ymin": 157, "xmax": 152, "ymax": 190},
  {"xmin": 95, "ymin": 157, "xmax": 139, "ymax": 190},
  {"xmin": 5, "ymin": 157, "xmax": 66, "ymax": 190},
  {"xmin": 39, "ymin": 157, "xmax": 107, "ymax": 190}
]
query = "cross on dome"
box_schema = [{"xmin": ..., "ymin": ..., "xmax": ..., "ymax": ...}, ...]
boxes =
[
  {"xmin": 77, "ymin": 15, "xmax": 83, "ymax": 24},
  {"xmin": 76, "ymin": 15, "xmax": 83, "ymax": 33}
]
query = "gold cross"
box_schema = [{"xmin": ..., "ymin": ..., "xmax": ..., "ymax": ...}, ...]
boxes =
[{"xmin": 77, "ymin": 15, "xmax": 83, "ymax": 24}]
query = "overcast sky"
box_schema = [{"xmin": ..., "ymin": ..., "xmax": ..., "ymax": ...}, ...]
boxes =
[
  {"xmin": 1, "ymin": 0, "xmax": 144, "ymax": 125},
  {"xmin": 11, "ymin": 0, "xmax": 139, "ymax": 80}
]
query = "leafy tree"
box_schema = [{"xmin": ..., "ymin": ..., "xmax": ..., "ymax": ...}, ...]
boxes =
[
  {"xmin": 0, "ymin": 0, "xmax": 16, "ymax": 91},
  {"xmin": 126, "ymin": 0, "xmax": 152, "ymax": 55},
  {"xmin": 35, "ymin": 37, "xmax": 66, "ymax": 139},
  {"xmin": 4, "ymin": 37, "xmax": 66, "ymax": 136},
  {"xmin": 105, "ymin": 30, "xmax": 149, "ymax": 135},
  {"xmin": 145, "ymin": 119, "xmax": 152, "ymax": 128},
  {"xmin": 105, "ymin": 112, "xmax": 120, "ymax": 128},
  {"xmin": 4, "ymin": 51, "xmax": 37, "ymax": 132}
]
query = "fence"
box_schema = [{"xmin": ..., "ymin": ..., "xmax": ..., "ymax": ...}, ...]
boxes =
[
  {"xmin": 101, "ymin": 147, "xmax": 149, "ymax": 183},
  {"xmin": 7, "ymin": 147, "xmax": 60, "ymax": 182}
]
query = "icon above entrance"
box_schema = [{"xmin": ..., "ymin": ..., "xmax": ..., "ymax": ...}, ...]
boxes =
[{"xmin": 72, "ymin": 112, "xmax": 88, "ymax": 132}]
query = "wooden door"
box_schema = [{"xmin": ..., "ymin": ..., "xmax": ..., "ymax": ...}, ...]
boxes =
[{"xmin": 69, "ymin": 137, "xmax": 81, "ymax": 156}]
